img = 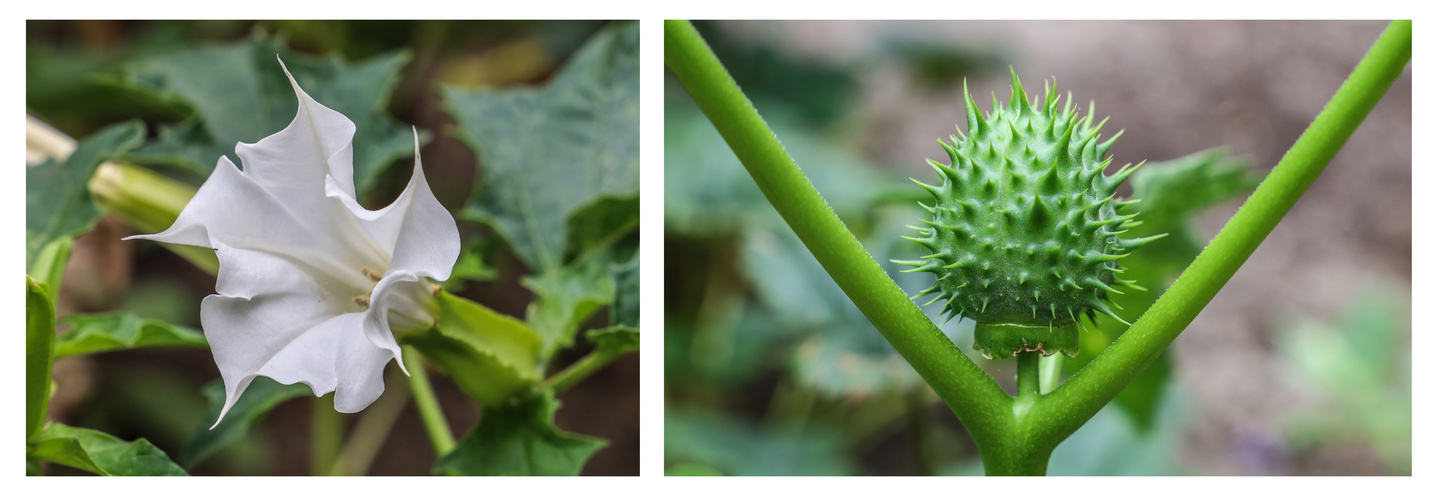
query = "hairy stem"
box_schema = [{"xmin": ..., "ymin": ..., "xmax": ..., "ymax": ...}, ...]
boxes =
[
  {"xmin": 403, "ymin": 346, "xmax": 455, "ymax": 457},
  {"xmin": 1029, "ymin": 20, "xmax": 1411, "ymax": 449},
  {"xmin": 665, "ymin": 19, "xmax": 1011, "ymax": 446}
]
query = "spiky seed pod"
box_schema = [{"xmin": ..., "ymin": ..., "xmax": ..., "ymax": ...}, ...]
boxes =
[{"xmin": 896, "ymin": 70, "xmax": 1161, "ymax": 359}]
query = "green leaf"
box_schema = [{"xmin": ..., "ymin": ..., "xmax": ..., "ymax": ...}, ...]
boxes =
[
  {"xmin": 743, "ymin": 213, "xmax": 927, "ymax": 398},
  {"xmin": 54, "ymin": 312, "xmax": 207, "ymax": 358},
  {"xmin": 611, "ymin": 248, "xmax": 639, "ymax": 329},
  {"xmin": 406, "ymin": 290, "xmax": 542, "ymax": 407},
  {"xmin": 25, "ymin": 121, "xmax": 144, "ymax": 268},
  {"xmin": 28, "ymin": 423, "xmax": 187, "ymax": 476},
  {"xmin": 436, "ymin": 391, "xmax": 606, "ymax": 475},
  {"xmin": 180, "ymin": 377, "xmax": 310, "ymax": 467},
  {"xmin": 663, "ymin": 102, "xmax": 897, "ymax": 237},
  {"xmin": 447, "ymin": 22, "xmax": 638, "ymax": 272},
  {"xmin": 565, "ymin": 195, "xmax": 640, "ymax": 261},
  {"xmin": 587, "ymin": 326, "xmax": 638, "ymax": 355},
  {"xmin": 664, "ymin": 409, "xmax": 852, "ymax": 476},
  {"xmin": 523, "ymin": 248, "xmax": 617, "ymax": 357},
  {"xmin": 118, "ymin": 35, "xmax": 416, "ymax": 192},
  {"xmin": 26, "ymin": 276, "xmax": 56, "ymax": 439}
]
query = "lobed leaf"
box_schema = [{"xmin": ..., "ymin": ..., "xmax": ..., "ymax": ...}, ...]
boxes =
[
  {"xmin": 447, "ymin": 22, "xmax": 638, "ymax": 272},
  {"xmin": 523, "ymin": 248, "xmax": 619, "ymax": 358},
  {"xmin": 435, "ymin": 391, "xmax": 606, "ymax": 476},
  {"xmin": 117, "ymin": 35, "xmax": 415, "ymax": 193}
]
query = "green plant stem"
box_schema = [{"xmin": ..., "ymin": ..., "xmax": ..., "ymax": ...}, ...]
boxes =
[
  {"xmin": 1029, "ymin": 20, "xmax": 1411, "ymax": 450},
  {"xmin": 1039, "ymin": 354, "xmax": 1063, "ymax": 395},
  {"xmin": 403, "ymin": 346, "xmax": 455, "ymax": 456},
  {"xmin": 540, "ymin": 347, "xmax": 629, "ymax": 394},
  {"xmin": 330, "ymin": 366, "xmax": 413, "ymax": 475},
  {"xmin": 1016, "ymin": 352, "xmax": 1040, "ymax": 400},
  {"xmin": 310, "ymin": 394, "xmax": 343, "ymax": 476},
  {"xmin": 665, "ymin": 19, "xmax": 1011, "ymax": 445}
]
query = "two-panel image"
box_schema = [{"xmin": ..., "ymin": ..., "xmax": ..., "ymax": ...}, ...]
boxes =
[{"xmin": 25, "ymin": 20, "xmax": 1410, "ymax": 477}]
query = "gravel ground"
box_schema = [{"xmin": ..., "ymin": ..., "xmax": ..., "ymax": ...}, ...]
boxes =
[{"xmin": 715, "ymin": 20, "xmax": 1411, "ymax": 475}]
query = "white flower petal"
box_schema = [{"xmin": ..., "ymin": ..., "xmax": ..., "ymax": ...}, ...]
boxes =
[
  {"xmin": 236, "ymin": 58, "xmax": 359, "ymax": 206},
  {"xmin": 361, "ymin": 270, "xmax": 431, "ymax": 374},
  {"xmin": 257, "ymin": 312, "xmax": 394, "ymax": 413},
  {"xmin": 128, "ymin": 155, "xmax": 381, "ymax": 296},
  {"xmin": 325, "ymin": 131, "xmax": 460, "ymax": 281}
]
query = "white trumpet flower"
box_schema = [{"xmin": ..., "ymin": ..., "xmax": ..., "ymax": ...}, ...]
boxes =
[{"xmin": 127, "ymin": 59, "xmax": 460, "ymax": 426}]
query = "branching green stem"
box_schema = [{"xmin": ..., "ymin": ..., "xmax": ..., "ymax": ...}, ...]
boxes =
[
  {"xmin": 1027, "ymin": 19, "xmax": 1411, "ymax": 450},
  {"xmin": 665, "ymin": 18, "xmax": 1013, "ymax": 447},
  {"xmin": 665, "ymin": 19, "xmax": 1409, "ymax": 476},
  {"xmin": 403, "ymin": 346, "xmax": 455, "ymax": 457}
]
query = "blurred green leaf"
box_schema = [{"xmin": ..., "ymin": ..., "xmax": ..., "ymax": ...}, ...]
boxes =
[
  {"xmin": 665, "ymin": 409, "xmax": 852, "ymax": 475},
  {"xmin": 587, "ymin": 326, "xmax": 638, "ymax": 355},
  {"xmin": 181, "ymin": 377, "xmax": 309, "ymax": 467},
  {"xmin": 743, "ymin": 210, "xmax": 933, "ymax": 399},
  {"xmin": 118, "ymin": 35, "xmax": 415, "ymax": 193},
  {"xmin": 407, "ymin": 290, "xmax": 543, "ymax": 407},
  {"xmin": 1069, "ymin": 149, "xmax": 1257, "ymax": 430},
  {"xmin": 882, "ymin": 38, "xmax": 1004, "ymax": 90},
  {"xmin": 25, "ymin": 121, "xmax": 144, "ymax": 267},
  {"xmin": 436, "ymin": 391, "xmax": 606, "ymax": 475},
  {"xmin": 1277, "ymin": 283, "xmax": 1410, "ymax": 474},
  {"xmin": 29, "ymin": 423, "xmax": 187, "ymax": 476},
  {"xmin": 691, "ymin": 21, "xmax": 859, "ymax": 127},
  {"xmin": 54, "ymin": 312, "xmax": 207, "ymax": 358},
  {"xmin": 1043, "ymin": 382, "xmax": 1186, "ymax": 475},
  {"xmin": 666, "ymin": 462, "xmax": 725, "ymax": 475},
  {"xmin": 447, "ymin": 22, "xmax": 638, "ymax": 272},
  {"xmin": 26, "ymin": 277, "xmax": 56, "ymax": 439},
  {"xmin": 664, "ymin": 103, "xmax": 896, "ymax": 237}
]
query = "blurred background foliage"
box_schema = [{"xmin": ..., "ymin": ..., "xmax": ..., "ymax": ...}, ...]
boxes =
[
  {"xmin": 27, "ymin": 20, "xmax": 637, "ymax": 475},
  {"xmin": 663, "ymin": 21, "xmax": 1410, "ymax": 475}
]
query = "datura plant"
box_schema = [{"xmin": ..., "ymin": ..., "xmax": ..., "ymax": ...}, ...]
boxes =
[
  {"xmin": 27, "ymin": 22, "xmax": 638, "ymax": 476},
  {"xmin": 125, "ymin": 60, "xmax": 459, "ymax": 425},
  {"xmin": 665, "ymin": 20, "xmax": 1409, "ymax": 475},
  {"xmin": 897, "ymin": 72, "xmax": 1160, "ymax": 360}
]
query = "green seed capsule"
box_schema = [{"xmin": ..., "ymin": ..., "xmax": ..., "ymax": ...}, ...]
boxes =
[{"xmin": 898, "ymin": 70, "xmax": 1159, "ymax": 359}]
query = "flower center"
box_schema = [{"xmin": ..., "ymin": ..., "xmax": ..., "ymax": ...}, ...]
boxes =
[
  {"xmin": 351, "ymin": 266, "xmax": 439, "ymax": 336},
  {"xmin": 351, "ymin": 267, "xmax": 386, "ymax": 308}
]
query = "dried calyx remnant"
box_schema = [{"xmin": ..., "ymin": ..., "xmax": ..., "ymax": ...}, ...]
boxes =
[{"xmin": 896, "ymin": 70, "xmax": 1162, "ymax": 359}]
